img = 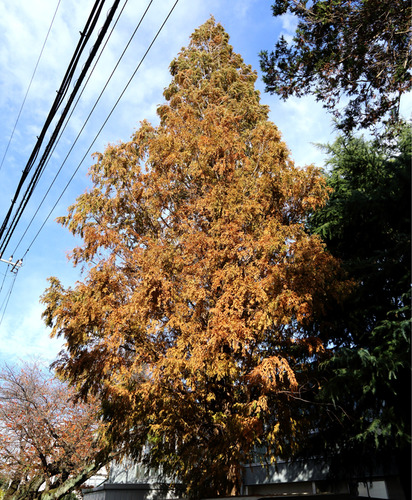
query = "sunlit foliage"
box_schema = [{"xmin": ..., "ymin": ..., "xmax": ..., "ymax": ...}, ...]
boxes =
[{"xmin": 42, "ymin": 19, "xmax": 349, "ymax": 497}]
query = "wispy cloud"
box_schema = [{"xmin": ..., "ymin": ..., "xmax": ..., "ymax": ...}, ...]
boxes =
[{"xmin": 0, "ymin": 290, "xmax": 65, "ymax": 364}]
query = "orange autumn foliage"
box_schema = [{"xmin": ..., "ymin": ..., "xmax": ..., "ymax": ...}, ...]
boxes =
[{"xmin": 42, "ymin": 18, "xmax": 350, "ymax": 497}]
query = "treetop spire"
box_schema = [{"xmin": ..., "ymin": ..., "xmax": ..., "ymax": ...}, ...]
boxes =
[{"xmin": 160, "ymin": 17, "xmax": 269, "ymax": 127}]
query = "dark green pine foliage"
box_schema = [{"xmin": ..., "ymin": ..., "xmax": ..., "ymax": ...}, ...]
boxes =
[
  {"xmin": 260, "ymin": 0, "xmax": 412, "ymax": 133},
  {"xmin": 308, "ymin": 123, "xmax": 411, "ymax": 496}
]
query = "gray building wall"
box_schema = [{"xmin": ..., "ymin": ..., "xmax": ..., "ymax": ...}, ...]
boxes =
[
  {"xmin": 83, "ymin": 483, "xmax": 179, "ymax": 500},
  {"xmin": 83, "ymin": 457, "xmax": 405, "ymax": 500}
]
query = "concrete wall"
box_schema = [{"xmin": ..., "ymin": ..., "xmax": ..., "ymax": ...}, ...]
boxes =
[
  {"xmin": 83, "ymin": 483, "xmax": 177, "ymax": 500},
  {"xmin": 84, "ymin": 457, "xmax": 405, "ymax": 500},
  {"xmin": 243, "ymin": 458, "xmax": 329, "ymax": 486}
]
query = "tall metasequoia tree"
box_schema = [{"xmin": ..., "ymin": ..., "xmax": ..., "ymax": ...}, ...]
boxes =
[{"xmin": 42, "ymin": 19, "xmax": 349, "ymax": 498}]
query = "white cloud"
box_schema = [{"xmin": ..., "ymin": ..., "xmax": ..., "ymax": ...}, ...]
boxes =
[
  {"xmin": 0, "ymin": 291, "xmax": 64, "ymax": 365},
  {"xmin": 280, "ymin": 12, "xmax": 298, "ymax": 43},
  {"xmin": 400, "ymin": 92, "xmax": 412, "ymax": 122}
]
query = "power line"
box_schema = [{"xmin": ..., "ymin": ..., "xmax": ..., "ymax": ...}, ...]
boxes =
[
  {"xmin": 0, "ymin": 0, "xmax": 122, "ymax": 257},
  {"xmin": 11, "ymin": 0, "xmax": 137, "ymax": 256},
  {"xmin": 0, "ymin": 268, "xmax": 7, "ymax": 296},
  {"xmin": 0, "ymin": 272, "xmax": 18, "ymax": 328},
  {"xmin": 0, "ymin": 0, "xmax": 107, "ymax": 254},
  {"xmin": 0, "ymin": 0, "xmax": 62, "ymax": 174},
  {"xmin": 0, "ymin": 0, "xmax": 169, "ymax": 328},
  {"xmin": 0, "ymin": 0, "xmax": 178, "ymax": 326},
  {"xmin": 22, "ymin": 0, "xmax": 180, "ymax": 259},
  {"xmin": 0, "ymin": 0, "xmax": 108, "ymax": 256},
  {"xmin": 0, "ymin": 0, "xmax": 110, "ymax": 328}
]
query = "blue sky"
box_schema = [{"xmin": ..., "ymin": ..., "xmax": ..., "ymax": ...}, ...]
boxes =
[{"xmin": 0, "ymin": 0, "xmax": 410, "ymax": 365}]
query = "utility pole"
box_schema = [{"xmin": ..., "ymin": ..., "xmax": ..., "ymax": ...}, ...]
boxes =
[{"xmin": 0, "ymin": 256, "xmax": 22, "ymax": 273}]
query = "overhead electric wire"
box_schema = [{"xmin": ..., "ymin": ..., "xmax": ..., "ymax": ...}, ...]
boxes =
[
  {"xmin": 0, "ymin": 0, "xmax": 121, "ymax": 256},
  {"xmin": 0, "ymin": 0, "xmax": 107, "ymax": 326},
  {"xmin": 0, "ymin": 0, "xmax": 107, "ymax": 256},
  {"xmin": 22, "ymin": 0, "xmax": 180, "ymax": 260},
  {"xmin": 0, "ymin": 0, "xmax": 107, "ymax": 253},
  {"xmin": 0, "ymin": 0, "xmax": 123, "ymax": 257},
  {"xmin": 0, "ymin": 268, "xmax": 7, "ymax": 296},
  {"xmin": 0, "ymin": 272, "xmax": 18, "ymax": 328},
  {"xmin": 1, "ymin": 0, "xmax": 105, "ymax": 209},
  {"xmin": 0, "ymin": 0, "xmax": 62, "ymax": 174},
  {"xmin": 12, "ymin": 0, "xmax": 157, "ymax": 257},
  {"xmin": 0, "ymin": 0, "xmax": 179, "ymax": 328}
]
